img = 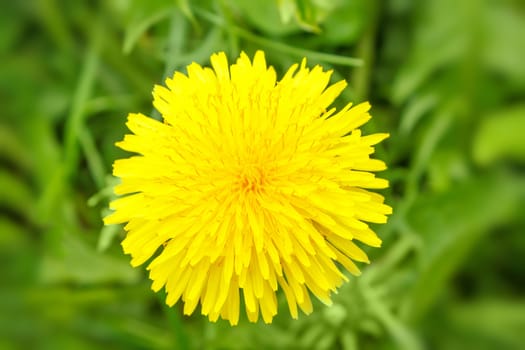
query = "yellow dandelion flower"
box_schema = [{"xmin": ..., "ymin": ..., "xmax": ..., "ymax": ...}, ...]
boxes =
[{"xmin": 104, "ymin": 50, "xmax": 392, "ymax": 325}]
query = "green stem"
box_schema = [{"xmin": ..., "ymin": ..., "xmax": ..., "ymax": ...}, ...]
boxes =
[
  {"xmin": 195, "ymin": 8, "xmax": 363, "ymax": 67},
  {"xmin": 218, "ymin": 0, "xmax": 240, "ymax": 56},
  {"xmin": 79, "ymin": 129, "xmax": 106, "ymax": 189},
  {"xmin": 63, "ymin": 24, "xmax": 102, "ymax": 179},
  {"xmin": 156, "ymin": 293, "xmax": 190, "ymax": 349},
  {"xmin": 351, "ymin": 0, "xmax": 380, "ymax": 102},
  {"xmin": 163, "ymin": 10, "xmax": 188, "ymax": 79},
  {"xmin": 363, "ymin": 230, "xmax": 416, "ymax": 285},
  {"xmin": 150, "ymin": 9, "xmax": 189, "ymax": 120},
  {"xmin": 362, "ymin": 284, "xmax": 423, "ymax": 350},
  {"xmin": 36, "ymin": 0, "xmax": 75, "ymax": 52},
  {"xmin": 405, "ymin": 105, "xmax": 454, "ymax": 199}
]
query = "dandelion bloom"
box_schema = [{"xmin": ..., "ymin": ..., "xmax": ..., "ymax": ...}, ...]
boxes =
[{"xmin": 105, "ymin": 51, "xmax": 391, "ymax": 325}]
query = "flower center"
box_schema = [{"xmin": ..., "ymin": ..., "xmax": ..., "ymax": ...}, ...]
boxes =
[{"xmin": 237, "ymin": 166, "xmax": 267, "ymax": 194}]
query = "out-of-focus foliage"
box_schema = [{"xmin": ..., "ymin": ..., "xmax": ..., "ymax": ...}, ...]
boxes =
[{"xmin": 1, "ymin": 0, "xmax": 524, "ymax": 349}]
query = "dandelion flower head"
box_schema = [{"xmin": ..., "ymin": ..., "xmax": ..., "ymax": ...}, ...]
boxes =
[{"xmin": 105, "ymin": 50, "xmax": 392, "ymax": 325}]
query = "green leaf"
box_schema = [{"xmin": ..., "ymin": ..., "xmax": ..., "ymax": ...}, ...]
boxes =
[
  {"xmin": 399, "ymin": 91, "xmax": 438, "ymax": 135},
  {"xmin": 233, "ymin": 0, "xmax": 301, "ymax": 36},
  {"xmin": 292, "ymin": 0, "xmax": 322, "ymax": 33},
  {"xmin": 0, "ymin": 216, "xmax": 28, "ymax": 249},
  {"xmin": 406, "ymin": 104, "xmax": 454, "ymax": 195},
  {"xmin": 473, "ymin": 104, "xmax": 525, "ymax": 165},
  {"xmin": 40, "ymin": 233, "xmax": 139, "ymax": 285},
  {"xmin": 0, "ymin": 125, "xmax": 31, "ymax": 172},
  {"xmin": 443, "ymin": 299, "xmax": 525, "ymax": 349},
  {"xmin": 122, "ymin": 0, "xmax": 176, "ymax": 54},
  {"xmin": 405, "ymin": 172, "xmax": 523, "ymax": 320},
  {"xmin": 484, "ymin": 4, "xmax": 525, "ymax": 86},
  {"xmin": 390, "ymin": 0, "xmax": 471, "ymax": 104},
  {"xmin": 0, "ymin": 170, "xmax": 33, "ymax": 220},
  {"xmin": 318, "ymin": 0, "xmax": 369, "ymax": 45}
]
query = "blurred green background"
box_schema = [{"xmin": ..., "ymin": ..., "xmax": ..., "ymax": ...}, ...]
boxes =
[{"xmin": 1, "ymin": 0, "xmax": 524, "ymax": 349}]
